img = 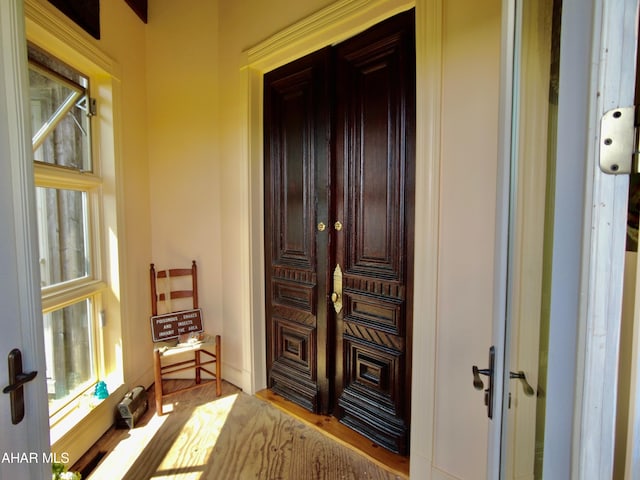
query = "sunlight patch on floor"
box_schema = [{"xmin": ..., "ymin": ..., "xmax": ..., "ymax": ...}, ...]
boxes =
[
  {"xmin": 151, "ymin": 393, "xmax": 238, "ymax": 479},
  {"xmin": 88, "ymin": 411, "xmax": 169, "ymax": 479},
  {"xmin": 88, "ymin": 393, "xmax": 238, "ymax": 479}
]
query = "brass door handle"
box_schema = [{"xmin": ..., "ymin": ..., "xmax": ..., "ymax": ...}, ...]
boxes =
[{"xmin": 331, "ymin": 264, "xmax": 343, "ymax": 313}]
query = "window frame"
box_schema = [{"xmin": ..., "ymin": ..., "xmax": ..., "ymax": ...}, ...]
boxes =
[{"xmin": 28, "ymin": 47, "xmax": 108, "ymax": 421}]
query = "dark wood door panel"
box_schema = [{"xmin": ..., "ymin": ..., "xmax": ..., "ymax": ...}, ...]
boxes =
[
  {"xmin": 336, "ymin": 14, "xmax": 413, "ymax": 281},
  {"xmin": 334, "ymin": 10, "xmax": 415, "ymax": 455},
  {"xmin": 339, "ymin": 336, "xmax": 408, "ymax": 453},
  {"xmin": 264, "ymin": 10, "xmax": 414, "ymax": 455},
  {"xmin": 270, "ymin": 314, "xmax": 319, "ymax": 411},
  {"xmin": 343, "ymin": 287, "xmax": 405, "ymax": 337},
  {"xmin": 264, "ymin": 48, "xmax": 331, "ymax": 413},
  {"xmin": 268, "ymin": 75, "xmax": 317, "ymax": 269}
]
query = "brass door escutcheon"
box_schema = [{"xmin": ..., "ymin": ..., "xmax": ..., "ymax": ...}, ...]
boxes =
[{"xmin": 331, "ymin": 264, "xmax": 343, "ymax": 313}]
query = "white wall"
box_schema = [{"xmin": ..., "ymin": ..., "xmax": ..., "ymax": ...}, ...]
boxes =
[{"xmin": 145, "ymin": 0, "xmax": 224, "ymax": 380}]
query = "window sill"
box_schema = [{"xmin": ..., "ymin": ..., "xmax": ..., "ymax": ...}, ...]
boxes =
[{"xmin": 50, "ymin": 382, "xmax": 126, "ymax": 460}]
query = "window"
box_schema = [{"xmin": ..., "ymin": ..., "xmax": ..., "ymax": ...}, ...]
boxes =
[{"xmin": 28, "ymin": 44, "xmax": 105, "ymax": 418}]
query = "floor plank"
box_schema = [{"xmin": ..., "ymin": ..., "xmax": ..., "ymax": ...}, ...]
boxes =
[
  {"xmin": 256, "ymin": 389, "xmax": 410, "ymax": 479},
  {"xmin": 72, "ymin": 381, "xmax": 407, "ymax": 479}
]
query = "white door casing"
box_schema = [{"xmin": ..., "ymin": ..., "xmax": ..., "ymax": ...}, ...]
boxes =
[
  {"xmin": 0, "ymin": 0, "xmax": 50, "ymax": 478},
  {"xmin": 558, "ymin": 0, "xmax": 637, "ymax": 478}
]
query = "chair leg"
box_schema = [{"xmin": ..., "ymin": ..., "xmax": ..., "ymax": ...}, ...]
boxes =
[
  {"xmin": 195, "ymin": 350, "xmax": 202, "ymax": 384},
  {"xmin": 215, "ymin": 334, "xmax": 222, "ymax": 397},
  {"xmin": 154, "ymin": 349, "xmax": 164, "ymax": 415}
]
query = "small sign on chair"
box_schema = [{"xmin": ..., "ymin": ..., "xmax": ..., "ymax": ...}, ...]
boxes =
[{"xmin": 150, "ymin": 308, "xmax": 203, "ymax": 342}]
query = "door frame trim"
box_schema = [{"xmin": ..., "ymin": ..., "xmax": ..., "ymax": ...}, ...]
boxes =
[
  {"xmin": 0, "ymin": 0, "xmax": 50, "ymax": 477},
  {"xmin": 242, "ymin": 0, "xmax": 440, "ymax": 476},
  {"xmin": 570, "ymin": 0, "xmax": 639, "ymax": 477}
]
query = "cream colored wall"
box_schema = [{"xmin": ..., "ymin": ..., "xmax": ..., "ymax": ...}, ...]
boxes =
[
  {"xmin": 99, "ymin": 0, "xmax": 153, "ymax": 393},
  {"xmin": 434, "ymin": 1, "xmax": 501, "ymax": 478},
  {"xmin": 216, "ymin": 0, "xmax": 336, "ymax": 388},
  {"xmin": 145, "ymin": 0, "xmax": 225, "ymax": 382}
]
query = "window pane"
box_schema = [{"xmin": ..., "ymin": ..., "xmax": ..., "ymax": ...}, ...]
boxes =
[
  {"xmin": 44, "ymin": 299, "xmax": 96, "ymax": 415},
  {"xmin": 36, "ymin": 187, "xmax": 90, "ymax": 287},
  {"xmin": 28, "ymin": 65, "xmax": 92, "ymax": 171}
]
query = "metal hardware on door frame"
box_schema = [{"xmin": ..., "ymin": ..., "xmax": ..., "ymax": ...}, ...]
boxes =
[
  {"xmin": 2, "ymin": 348, "xmax": 38, "ymax": 425},
  {"xmin": 472, "ymin": 346, "xmax": 495, "ymax": 419},
  {"xmin": 331, "ymin": 264, "xmax": 343, "ymax": 313},
  {"xmin": 317, "ymin": 222, "xmax": 326, "ymax": 232},
  {"xmin": 599, "ymin": 106, "xmax": 639, "ymax": 174},
  {"xmin": 334, "ymin": 220, "xmax": 343, "ymax": 231}
]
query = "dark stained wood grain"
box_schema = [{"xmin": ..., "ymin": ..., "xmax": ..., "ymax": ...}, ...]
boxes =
[
  {"xmin": 264, "ymin": 47, "xmax": 332, "ymax": 413},
  {"xmin": 263, "ymin": 9, "xmax": 415, "ymax": 455},
  {"xmin": 333, "ymin": 9, "xmax": 415, "ymax": 455}
]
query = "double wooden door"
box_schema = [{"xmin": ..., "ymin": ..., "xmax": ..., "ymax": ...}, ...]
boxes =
[{"xmin": 264, "ymin": 10, "xmax": 415, "ymax": 455}]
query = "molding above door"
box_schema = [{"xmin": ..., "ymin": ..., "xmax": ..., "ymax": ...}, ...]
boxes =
[{"xmin": 245, "ymin": 0, "xmax": 414, "ymax": 71}]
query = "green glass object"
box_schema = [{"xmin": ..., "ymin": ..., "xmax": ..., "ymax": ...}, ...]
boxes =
[{"xmin": 94, "ymin": 381, "xmax": 108, "ymax": 400}]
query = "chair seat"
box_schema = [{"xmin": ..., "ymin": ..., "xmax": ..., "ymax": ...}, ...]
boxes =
[{"xmin": 154, "ymin": 333, "xmax": 217, "ymax": 357}]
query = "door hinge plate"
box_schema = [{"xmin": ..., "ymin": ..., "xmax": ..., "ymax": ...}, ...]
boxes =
[{"xmin": 600, "ymin": 106, "xmax": 638, "ymax": 174}]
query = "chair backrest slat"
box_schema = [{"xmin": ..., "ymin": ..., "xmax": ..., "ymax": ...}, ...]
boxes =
[{"xmin": 150, "ymin": 260, "xmax": 199, "ymax": 317}]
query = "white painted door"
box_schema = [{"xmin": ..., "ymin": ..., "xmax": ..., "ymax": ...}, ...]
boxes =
[
  {"xmin": 490, "ymin": 0, "xmax": 640, "ymax": 478},
  {"xmin": 0, "ymin": 0, "xmax": 51, "ymax": 479},
  {"xmin": 500, "ymin": 1, "xmax": 555, "ymax": 477}
]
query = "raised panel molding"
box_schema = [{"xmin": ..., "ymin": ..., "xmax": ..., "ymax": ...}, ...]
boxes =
[
  {"xmin": 339, "ymin": 334, "xmax": 407, "ymax": 453},
  {"xmin": 344, "ymin": 320, "xmax": 404, "ymax": 351},
  {"xmin": 343, "ymin": 293, "xmax": 403, "ymax": 335},
  {"xmin": 272, "ymin": 278, "xmax": 316, "ymax": 313},
  {"xmin": 344, "ymin": 276, "xmax": 405, "ymax": 298},
  {"xmin": 271, "ymin": 265, "xmax": 316, "ymax": 284},
  {"xmin": 273, "ymin": 318, "xmax": 316, "ymax": 373}
]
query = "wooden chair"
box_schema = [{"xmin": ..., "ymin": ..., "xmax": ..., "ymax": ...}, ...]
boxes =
[{"xmin": 150, "ymin": 260, "xmax": 221, "ymax": 415}]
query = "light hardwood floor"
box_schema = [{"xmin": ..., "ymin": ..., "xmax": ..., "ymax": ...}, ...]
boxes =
[{"xmin": 72, "ymin": 381, "xmax": 408, "ymax": 479}]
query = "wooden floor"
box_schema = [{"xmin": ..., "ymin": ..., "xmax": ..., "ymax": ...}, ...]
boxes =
[
  {"xmin": 255, "ymin": 389, "xmax": 409, "ymax": 478},
  {"xmin": 72, "ymin": 381, "xmax": 408, "ymax": 479}
]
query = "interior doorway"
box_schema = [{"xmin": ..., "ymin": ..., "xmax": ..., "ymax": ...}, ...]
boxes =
[{"xmin": 263, "ymin": 9, "xmax": 415, "ymax": 455}]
